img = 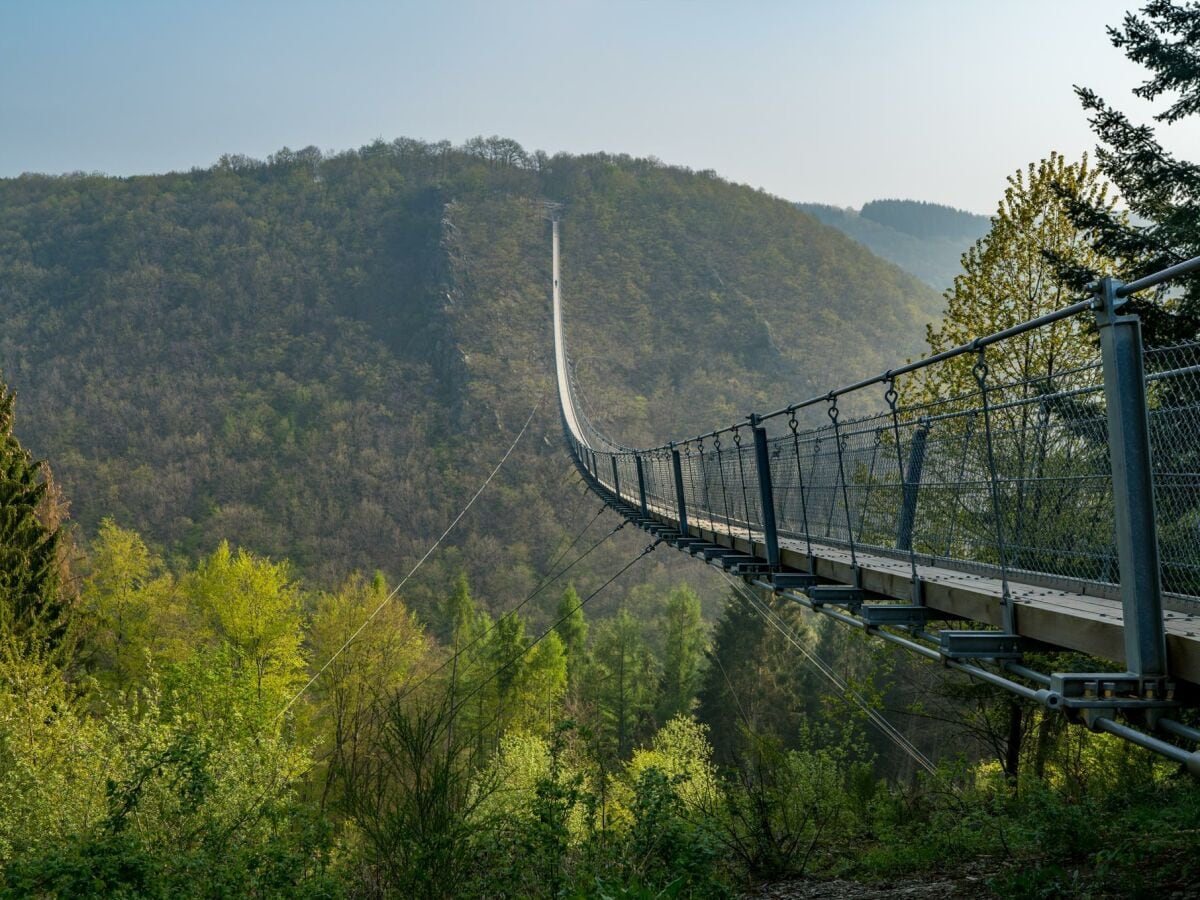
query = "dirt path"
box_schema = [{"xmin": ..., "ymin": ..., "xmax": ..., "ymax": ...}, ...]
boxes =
[{"xmin": 743, "ymin": 865, "xmax": 998, "ymax": 899}]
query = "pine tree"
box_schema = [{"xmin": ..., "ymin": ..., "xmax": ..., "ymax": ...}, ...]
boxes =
[
  {"xmin": 586, "ymin": 609, "xmax": 659, "ymax": 760},
  {"xmin": 1067, "ymin": 1, "xmax": 1200, "ymax": 340},
  {"xmin": 657, "ymin": 584, "xmax": 706, "ymax": 722},
  {"xmin": 553, "ymin": 583, "xmax": 587, "ymax": 689},
  {"xmin": 0, "ymin": 378, "xmax": 69, "ymax": 649}
]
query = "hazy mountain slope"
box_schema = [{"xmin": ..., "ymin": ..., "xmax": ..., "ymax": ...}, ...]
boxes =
[
  {"xmin": 797, "ymin": 199, "xmax": 990, "ymax": 291},
  {"xmin": 0, "ymin": 140, "xmax": 943, "ymax": 619}
]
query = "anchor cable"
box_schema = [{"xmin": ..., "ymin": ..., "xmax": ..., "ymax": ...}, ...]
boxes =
[{"xmin": 274, "ymin": 396, "xmax": 543, "ymax": 722}]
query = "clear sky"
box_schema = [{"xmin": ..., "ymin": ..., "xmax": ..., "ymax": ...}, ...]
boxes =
[{"xmin": 3, "ymin": 0, "xmax": 1197, "ymax": 212}]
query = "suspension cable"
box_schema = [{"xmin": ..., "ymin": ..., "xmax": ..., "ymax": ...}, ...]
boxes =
[
  {"xmin": 722, "ymin": 573, "xmax": 937, "ymax": 776},
  {"xmin": 274, "ymin": 396, "xmax": 543, "ymax": 722},
  {"xmin": 452, "ymin": 538, "xmax": 662, "ymax": 719},
  {"xmin": 385, "ymin": 509, "xmax": 623, "ymax": 710}
]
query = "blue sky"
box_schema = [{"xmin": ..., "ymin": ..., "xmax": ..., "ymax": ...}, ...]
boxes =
[{"xmin": 2, "ymin": 0, "xmax": 1196, "ymax": 212}]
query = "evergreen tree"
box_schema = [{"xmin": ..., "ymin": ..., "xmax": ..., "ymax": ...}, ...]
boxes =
[
  {"xmin": 657, "ymin": 584, "xmax": 706, "ymax": 722},
  {"xmin": 513, "ymin": 630, "xmax": 568, "ymax": 734},
  {"xmin": 586, "ymin": 608, "xmax": 659, "ymax": 760},
  {"xmin": 490, "ymin": 611, "xmax": 528, "ymax": 706},
  {"xmin": 440, "ymin": 572, "xmax": 478, "ymax": 646},
  {"xmin": 1067, "ymin": 0, "xmax": 1200, "ymax": 340},
  {"xmin": 554, "ymin": 583, "xmax": 587, "ymax": 689},
  {"xmin": 0, "ymin": 379, "xmax": 68, "ymax": 649}
]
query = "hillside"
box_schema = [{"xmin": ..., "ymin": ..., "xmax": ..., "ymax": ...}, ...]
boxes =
[
  {"xmin": 797, "ymin": 198, "xmax": 990, "ymax": 291},
  {"xmin": 0, "ymin": 139, "xmax": 943, "ymax": 614}
]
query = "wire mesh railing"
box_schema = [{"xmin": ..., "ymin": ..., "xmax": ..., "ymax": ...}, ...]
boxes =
[
  {"xmin": 562, "ymin": 262, "xmax": 1200, "ymax": 623},
  {"xmin": 553, "ymin": 242, "xmax": 1200, "ymax": 765}
]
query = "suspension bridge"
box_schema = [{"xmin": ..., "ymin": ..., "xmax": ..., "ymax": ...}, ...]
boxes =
[{"xmin": 551, "ymin": 218, "xmax": 1200, "ymax": 772}]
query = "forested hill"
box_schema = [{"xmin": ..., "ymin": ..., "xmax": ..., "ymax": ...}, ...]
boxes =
[
  {"xmin": 797, "ymin": 198, "xmax": 990, "ymax": 290},
  {"xmin": 0, "ymin": 138, "xmax": 941, "ymax": 600}
]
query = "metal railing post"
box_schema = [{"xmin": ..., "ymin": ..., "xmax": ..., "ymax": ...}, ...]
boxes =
[
  {"xmin": 1096, "ymin": 276, "xmax": 1168, "ymax": 680},
  {"xmin": 610, "ymin": 455, "xmax": 621, "ymax": 500},
  {"xmin": 670, "ymin": 442, "xmax": 690, "ymax": 536},
  {"xmin": 751, "ymin": 415, "xmax": 780, "ymax": 568},
  {"xmin": 896, "ymin": 422, "xmax": 928, "ymax": 552},
  {"xmin": 635, "ymin": 454, "xmax": 649, "ymax": 517}
]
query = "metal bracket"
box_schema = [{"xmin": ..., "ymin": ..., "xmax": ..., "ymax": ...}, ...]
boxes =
[
  {"xmin": 805, "ymin": 585, "xmax": 863, "ymax": 611},
  {"xmin": 715, "ymin": 554, "xmax": 759, "ymax": 571},
  {"xmin": 1050, "ymin": 672, "xmax": 1176, "ymax": 705},
  {"xmin": 860, "ymin": 604, "xmax": 932, "ymax": 628},
  {"xmin": 770, "ymin": 572, "xmax": 819, "ymax": 590},
  {"xmin": 939, "ymin": 631, "xmax": 1027, "ymax": 660}
]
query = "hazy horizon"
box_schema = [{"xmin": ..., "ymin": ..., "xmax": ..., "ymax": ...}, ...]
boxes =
[{"xmin": 4, "ymin": 1, "xmax": 1198, "ymax": 213}]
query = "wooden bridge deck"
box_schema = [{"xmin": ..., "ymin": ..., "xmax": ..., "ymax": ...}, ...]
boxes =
[{"xmin": 631, "ymin": 501, "xmax": 1200, "ymax": 685}]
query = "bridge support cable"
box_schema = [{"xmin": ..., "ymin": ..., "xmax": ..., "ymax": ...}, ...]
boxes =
[
  {"xmin": 452, "ymin": 539, "xmax": 662, "ymax": 722},
  {"xmin": 724, "ymin": 573, "xmax": 937, "ymax": 776},
  {"xmin": 274, "ymin": 395, "xmax": 543, "ymax": 723},
  {"xmin": 549, "ymin": 221, "xmax": 1200, "ymax": 770}
]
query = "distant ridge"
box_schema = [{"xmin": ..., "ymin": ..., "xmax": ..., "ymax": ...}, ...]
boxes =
[
  {"xmin": 797, "ymin": 198, "xmax": 989, "ymax": 291},
  {"xmin": 0, "ymin": 138, "xmax": 942, "ymax": 598}
]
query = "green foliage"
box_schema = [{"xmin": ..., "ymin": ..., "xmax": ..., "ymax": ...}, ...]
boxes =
[
  {"xmin": 585, "ymin": 609, "xmax": 660, "ymax": 761},
  {"xmin": 185, "ymin": 541, "xmax": 307, "ymax": 704},
  {"xmin": 714, "ymin": 728, "xmax": 852, "ymax": 879},
  {"xmin": 555, "ymin": 583, "xmax": 588, "ymax": 688},
  {"xmin": 0, "ymin": 137, "xmax": 941, "ymax": 619},
  {"xmin": 1068, "ymin": 0, "xmax": 1200, "ymax": 341},
  {"xmin": 919, "ymin": 152, "xmax": 1115, "ymax": 401},
  {"xmin": 81, "ymin": 519, "xmax": 160, "ymax": 694},
  {"xmin": 339, "ymin": 695, "xmax": 488, "ymax": 899},
  {"xmin": 0, "ymin": 379, "xmax": 68, "ymax": 650},
  {"xmin": 657, "ymin": 585, "xmax": 706, "ymax": 722}
]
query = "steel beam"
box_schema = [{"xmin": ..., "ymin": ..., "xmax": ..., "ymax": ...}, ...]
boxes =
[
  {"xmin": 751, "ymin": 416, "xmax": 781, "ymax": 568},
  {"xmin": 896, "ymin": 424, "xmax": 928, "ymax": 552},
  {"xmin": 635, "ymin": 454, "xmax": 649, "ymax": 517},
  {"xmin": 1096, "ymin": 276, "xmax": 1168, "ymax": 680},
  {"xmin": 670, "ymin": 444, "xmax": 690, "ymax": 536}
]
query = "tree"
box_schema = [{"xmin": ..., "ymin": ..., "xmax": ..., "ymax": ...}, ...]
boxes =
[
  {"xmin": 80, "ymin": 519, "xmax": 168, "ymax": 696},
  {"xmin": 308, "ymin": 571, "xmax": 429, "ymax": 806},
  {"xmin": 586, "ymin": 609, "xmax": 660, "ymax": 760},
  {"xmin": 512, "ymin": 631, "xmax": 568, "ymax": 735},
  {"xmin": 920, "ymin": 153, "xmax": 1116, "ymax": 401},
  {"xmin": 1067, "ymin": 0, "xmax": 1200, "ymax": 341},
  {"xmin": 657, "ymin": 584, "xmax": 706, "ymax": 722},
  {"xmin": 487, "ymin": 611, "xmax": 528, "ymax": 739},
  {"xmin": 0, "ymin": 378, "xmax": 70, "ymax": 651},
  {"xmin": 913, "ymin": 154, "xmax": 1119, "ymax": 581},
  {"xmin": 554, "ymin": 583, "xmax": 587, "ymax": 689},
  {"xmin": 184, "ymin": 541, "xmax": 307, "ymax": 705}
]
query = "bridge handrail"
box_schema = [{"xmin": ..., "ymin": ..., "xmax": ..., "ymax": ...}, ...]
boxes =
[{"xmin": 619, "ymin": 255, "xmax": 1198, "ymax": 452}]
